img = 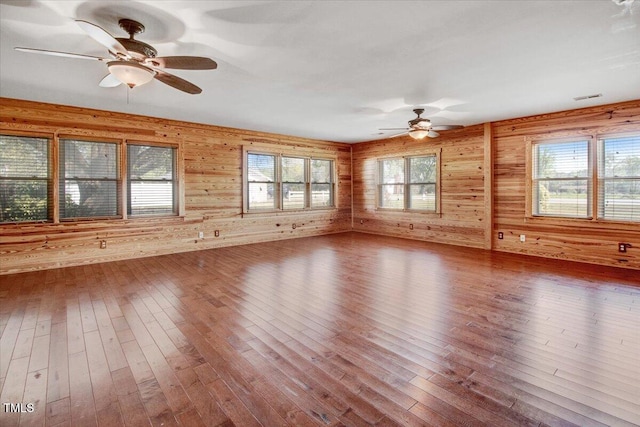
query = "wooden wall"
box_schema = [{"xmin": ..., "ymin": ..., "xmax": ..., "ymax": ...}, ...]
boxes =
[
  {"xmin": 352, "ymin": 124, "xmax": 490, "ymax": 249},
  {"xmin": 2, "ymin": 98, "xmax": 639, "ymax": 274},
  {"xmin": 0, "ymin": 98, "xmax": 352, "ymax": 274},
  {"xmin": 492, "ymin": 99, "xmax": 640, "ymax": 270},
  {"xmin": 352, "ymin": 100, "xmax": 640, "ymax": 270}
]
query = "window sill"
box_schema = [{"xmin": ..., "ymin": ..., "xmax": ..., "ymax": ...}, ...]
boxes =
[
  {"xmin": 242, "ymin": 207, "xmax": 337, "ymax": 217},
  {"xmin": 1, "ymin": 215, "xmax": 185, "ymax": 227},
  {"xmin": 525, "ymin": 215, "xmax": 639, "ymax": 231}
]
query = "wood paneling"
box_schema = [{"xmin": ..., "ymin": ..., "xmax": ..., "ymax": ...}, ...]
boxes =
[
  {"xmin": 1, "ymin": 233, "xmax": 638, "ymax": 426},
  {"xmin": 0, "ymin": 98, "xmax": 352, "ymax": 274},
  {"xmin": 352, "ymin": 125, "xmax": 489, "ymax": 249},
  {"xmin": 492, "ymin": 100, "xmax": 640, "ymax": 269},
  {"xmin": 2, "ymin": 97, "xmax": 639, "ymax": 273}
]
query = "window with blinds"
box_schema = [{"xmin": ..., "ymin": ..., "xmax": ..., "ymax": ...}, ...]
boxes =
[
  {"xmin": 247, "ymin": 153, "xmax": 276, "ymax": 211},
  {"xmin": 127, "ymin": 144, "xmax": 177, "ymax": 216},
  {"xmin": 598, "ymin": 135, "xmax": 640, "ymax": 222},
  {"xmin": 311, "ymin": 159, "xmax": 334, "ymax": 208},
  {"xmin": 532, "ymin": 139, "xmax": 591, "ymax": 218},
  {"xmin": 377, "ymin": 155, "xmax": 438, "ymax": 211},
  {"xmin": 282, "ymin": 156, "xmax": 306, "ymax": 210},
  {"xmin": 0, "ymin": 134, "xmax": 51, "ymax": 223},
  {"xmin": 378, "ymin": 158, "xmax": 405, "ymax": 209},
  {"xmin": 244, "ymin": 151, "xmax": 335, "ymax": 212},
  {"xmin": 408, "ymin": 156, "xmax": 437, "ymax": 211},
  {"xmin": 60, "ymin": 139, "xmax": 120, "ymax": 219}
]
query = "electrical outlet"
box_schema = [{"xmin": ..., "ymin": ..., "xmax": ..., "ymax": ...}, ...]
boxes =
[
  {"xmin": 198, "ymin": 231, "xmax": 204, "ymax": 239},
  {"xmin": 618, "ymin": 243, "xmax": 632, "ymax": 253},
  {"xmin": 409, "ymin": 224, "xmax": 414, "ymax": 230},
  {"xmin": 100, "ymin": 240, "xmax": 107, "ymax": 249},
  {"xmin": 520, "ymin": 234, "xmax": 526, "ymax": 243},
  {"xmin": 498, "ymin": 232, "xmax": 504, "ymax": 240},
  {"xmin": 214, "ymin": 230, "xmax": 220, "ymax": 237}
]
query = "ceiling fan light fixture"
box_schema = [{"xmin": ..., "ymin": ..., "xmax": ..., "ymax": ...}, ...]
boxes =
[
  {"xmin": 107, "ymin": 61, "xmax": 155, "ymax": 88},
  {"xmin": 409, "ymin": 129, "xmax": 430, "ymax": 140}
]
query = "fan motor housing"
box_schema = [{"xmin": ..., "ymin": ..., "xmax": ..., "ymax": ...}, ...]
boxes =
[{"xmin": 116, "ymin": 38, "xmax": 157, "ymax": 59}]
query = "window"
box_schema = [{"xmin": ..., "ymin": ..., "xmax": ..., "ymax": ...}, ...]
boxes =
[
  {"xmin": 377, "ymin": 154, "xmax": 439, "ymax": 212},
  {"xmin": 282, "ymin": 156, "xmax": 306, "ymax": 210},
  {"xmin": 530, "ymin": 133, "xmax": 639, "ymax": 222},
  {"xmin": 244, "ymin": 150, "xmax": 335, "ymax": 212},
  {"xmin": 60, "ymin": 138, "xmax": 120, "ymax": 219},
  {"xmin": 598, "ymin": 135, "xmax": 640, "ymax": 221},
  {"xmin": 532, "ymin": 139, "xmax": 591, "ymax": 218},
  {"xmin": 128, "ymin": 144, "xmax": 177, "ymax": 216},
  {"xmin": 247, "ymin": 153, "xmax": 276, "ymax": 210},
  {"xmin": 311, "ymin": 159, "xmax": 334, "ymax": 208},
  {"xmin": 1, "ymin": 133, "xmax": 180, "ymax": 223},
  {"xmin": 0, "ymin": 134, "xmax": 50, "ymax": 222}
]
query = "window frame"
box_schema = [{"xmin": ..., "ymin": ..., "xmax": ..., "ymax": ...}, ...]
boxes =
[
  {"xmin": 376, "ymin": 151, "xmax": 441, "ymax": 213},
  {"xmin": 242, "ymin": 147, "xmax": 337, "ymax": 214},
  {"xmin": 526, "ymin": 131, "xmax": 639, "ymax": 224}
]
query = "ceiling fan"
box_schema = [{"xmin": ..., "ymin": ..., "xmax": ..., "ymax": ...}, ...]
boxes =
[
  {"xmin": 15, "ymin": 18, "xmax": 217, "ymax": 94},
  {"xmin": 379, "ymin": 108, "xmax": 463, "ymax": 139}
]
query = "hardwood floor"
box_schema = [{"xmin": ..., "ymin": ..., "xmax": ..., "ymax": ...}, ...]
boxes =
[{"xmin": 1, "ymin": 232, "xmax": 639, "ymax": 426}]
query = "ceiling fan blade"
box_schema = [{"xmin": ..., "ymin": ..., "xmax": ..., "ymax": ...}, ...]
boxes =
[
  {"xmin": 427, "ymin": 130, "xmax": 440, "ymax": 138},
  {"xmin": 379, "ymin": 127, "xmax": 410, "ymax": 131},
  {"xmin": 146, "ymin": 56, "xmax": 217, "ymax": 70},
  {"xmin": 99, "ymin": 73, "xmax": 121, "ymax": 88},
  {"xmin": 76, "ymin": 20, "xmax": 128, "ymax": 57},
  {"xmin": 154, "ymin": 70, "xmax": 202, "ymax": 94},
  {"xmin": 431, "ymin": 125, "xmax": 464, "ymax": 131},
  {"xmin": 389, "ymin": 132, "xmax": 410, "ymax": 138},
  {"xmin": 14, "ymin": 47, "xmax": 108, "ymax": 61}
]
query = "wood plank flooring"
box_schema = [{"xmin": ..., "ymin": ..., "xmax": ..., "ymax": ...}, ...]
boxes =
[{"xmin": 1, "ymin": 232, "xmax": 639, "ymax": 426}]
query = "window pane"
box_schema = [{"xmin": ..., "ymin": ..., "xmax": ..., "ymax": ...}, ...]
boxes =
[
  {"xmin": 379, "ymin": 184, "xmax": 404, "ymax": 208},
  {"xmin": 409, "ymin": 156, "xmax": 436, "ymax": 183},
  {"xmin": 128, "ymin": 145, "xmax": 176, "ymax": 216},
  {"xmin": 62, "ymin": 140, "xmax": 117, "ymax": 179},
  {"xmin": 311, "ymin": 159, "xmax": 332, "ymax": 183},
  {"xmin": 408, "ymin": 184, "xmax": 436, "ymax": 210},
  {"xmin": 248, "ymin": 182, "xmax": 275, "ymax": 210},
  {"xmin": 61, "ymin": 180, "xmax": 119, "ymax": 217},
  {"xmin": 534, "ymin": 180, "xmax": 590, "ymax": 217},
  {"xmin": 599, "ymin": 135, "xmax": 640, "ymax": 221},
  {"xmin": 533, "ymin": 140, "xmax": 590, "ymax": 218},
  {"xmin": 283, "ymin": 183, "xmax": 305, "ymax": 209},
  {"xmin": 247, "ymin": 154, "xmax": 275, "ymax": 182},
  {"xmin": 381, "ymin": 159, "xmax": 404, "ymax": 184},
  {"xmin": 600, "ymin": 180, "xmax": 640, "ymax": 221},
  {"xmin": 311, "ymin": 183, "xmax": 333, "ymax": 207},
  {"xmin": 247, "ymin": 153, "xmax": 276, "ymax": 211},
  {"xmin": 0, "ymin": 135, "xmax": 50, "ymax": 222},
  {"xmin": 601, "ymin": 135, "xmax": 640, "ymax": 178},
  {"xmin": 534, "ymin": 141, "xmax": 589, "ymax": 179},
  {"xmin": 60, "ymin": 139, "xmax": 119, "ymax": 219},
  {"xmin": 282, "ymin": 157, "xmax": 305, "ymax": 182}
]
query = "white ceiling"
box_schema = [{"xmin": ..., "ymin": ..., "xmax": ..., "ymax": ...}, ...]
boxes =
[{"xmin": 1, "ymin": 0, "xmax": 639, "ymax": 143}]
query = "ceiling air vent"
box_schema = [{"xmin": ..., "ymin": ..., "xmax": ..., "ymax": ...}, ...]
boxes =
[{"xmin": 573, "ymin": 93, "xmax": 603, "ymax": 101}]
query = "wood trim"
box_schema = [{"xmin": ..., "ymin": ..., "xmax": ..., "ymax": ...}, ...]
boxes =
[
  {"xmin": 435, "ymin": 147, "xmax": 442, "ymax": 215},
  {"xmin": 525, "ymin": 137, "xmax": 533, "ymax": 218},
  {"xmin": 120, "ymin": 138, "xmax": 128, "ymax": 220},
  {"xmin": 51, "ymin": 133, "xmax": 60, "ymax": 223},
  {"xmin": 483, "ymin": 122, "xmax": 493, "ymax": 249}
]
